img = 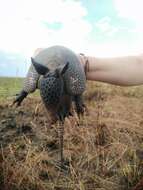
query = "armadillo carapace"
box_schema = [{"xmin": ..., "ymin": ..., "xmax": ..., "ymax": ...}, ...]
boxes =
[
  {"xmin": 31, "ymin": 46, "xmax": 86, "ymax": 120},
  {"xmin": 29, "ymin": 46, "xmax": 86, "ymax": 95}
]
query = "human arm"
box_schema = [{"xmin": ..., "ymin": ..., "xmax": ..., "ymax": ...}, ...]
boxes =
[{"xmin": 78, "ymin": 54, "xmax": 143, "ymax": 86}]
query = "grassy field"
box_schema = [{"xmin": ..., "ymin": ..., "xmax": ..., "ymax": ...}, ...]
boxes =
[
  {"xmin": 1, "ymin": 77, "xmax": 143, "ymax": 190},
  {"xmin": 0, "ymin": 77, "xmax": 39, "ymax": 99},
  {"xmin": 0, "ymin": 77, "xmax": 24, "ymax": 98}
]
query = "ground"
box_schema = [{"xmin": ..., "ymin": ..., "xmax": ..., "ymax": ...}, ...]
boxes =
[{"xmin": 0, "ymin": 78, "xmax": 143, "ymax": 190}]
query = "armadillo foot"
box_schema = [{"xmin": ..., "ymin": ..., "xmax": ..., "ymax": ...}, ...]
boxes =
[
  {"xmin": 74, "ymin": 95, "xmax": 85, "ymax": 117},
  {"xmin": 57, "ymin": 106, "xmax": 72, "ymax": 122},
  {"xmin": 13, "ymin": 90, "xmax": 28, "ymax": 107}
]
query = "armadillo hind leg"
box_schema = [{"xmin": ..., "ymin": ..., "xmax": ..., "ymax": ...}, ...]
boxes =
[{"xmin": 74, "ymin": 95, "xmax": 85, "ymax": 117}]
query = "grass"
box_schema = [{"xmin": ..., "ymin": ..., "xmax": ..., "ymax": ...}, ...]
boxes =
[
  {"xmin": 1, "ymin": 77, "xmax": 143, "ymax": 189},
  {"xmin": 0, "ymin": 77, "xmax": 39, "ymax": 100},
  {"xmin": 0, "ymin": 77, "xmax": 24, "ymax": 98}
]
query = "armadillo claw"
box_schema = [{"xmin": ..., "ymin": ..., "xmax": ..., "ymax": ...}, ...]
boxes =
[
  {"xmin": 74, "ymin": 95, "xmax": 85, "ymax": 117},
  {"xmin": 13, "ymin": 90, "xmax": 28, "ymax": 107},
  {"xmin": 76, "ymin": 103, "xmax": 85, "ymax": 117}
]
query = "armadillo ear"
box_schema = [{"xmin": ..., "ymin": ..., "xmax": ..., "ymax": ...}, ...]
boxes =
[
  {"xmin": 55, "ymin": 62, "xmax": 69, "ymax": 78},
  {"xmin": 31, "ymin": 57, "xmax": 49, "ymax": 75}
]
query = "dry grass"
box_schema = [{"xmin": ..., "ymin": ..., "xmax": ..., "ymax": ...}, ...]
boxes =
[{"xmin": 1, "ymin": 79, "xmax": 143, "ymax": 190}]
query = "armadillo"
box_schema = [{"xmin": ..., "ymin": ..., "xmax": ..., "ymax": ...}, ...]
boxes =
[
  {"xmin": 31, "ymin": 59, "xmax": 75, "ymax": 168},
  {"xmin": 14, "ymin": 46, "xmax": 86, "ymax": 112},
  {"xmin": 14, "ymin": 45, "xmax": 86, "ymax": 168}
]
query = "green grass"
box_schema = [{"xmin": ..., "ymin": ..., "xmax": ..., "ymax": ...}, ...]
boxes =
[
  {"xmin": 0, "ymin": 77, "xmax": 24, "ymax": 98},
  {"xmin": 1, "ymin": 77, "xmax": 143, "ymax": 99},
  {"xmin": 0, "ymin": 77, "xmax": 40, "ymax": 99}
]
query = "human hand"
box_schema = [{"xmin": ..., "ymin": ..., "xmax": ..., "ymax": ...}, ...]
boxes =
[{"xmin": 78, "ymin": 53, "xmax": 89, "ymax": 79}]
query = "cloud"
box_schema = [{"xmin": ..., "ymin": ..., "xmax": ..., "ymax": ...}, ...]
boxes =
[
  {"xmin": 113, "ymin": 0, "xmax": 143, "ymax": 53},
  {"xmin": 0, "ymin": 51, "xmax": 27, "ymax": 77},
  {"xmin": 0, "ymin": 0, "xmax": 87, "ymax": 23},
  {"xmin": 95, "ymin": 16, "xmax": 118, "ymax": 37},
  {"xmin": 0, "ymin": 0, "xmax": 92, "ymax": 56},
  {"xmin": 113, "ymin": 0, "xmax": 143, "ymax": 22},
  {"xmin": 37, "ymin": 0, "xmax": 87, "ymax": 24},
  {"xmin": 1, "ymin": 0, "xmax": 143, "ymax": 77}
]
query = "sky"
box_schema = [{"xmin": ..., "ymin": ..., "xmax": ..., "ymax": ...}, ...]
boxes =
[{"xmin": 0, "ymin": 0, "xmax": 143, "ymax": 77}]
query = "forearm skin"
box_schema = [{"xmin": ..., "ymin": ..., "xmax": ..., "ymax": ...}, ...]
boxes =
[{"xmin": 78, "ymin": 54, "xmax": 143, "ymax": 86}]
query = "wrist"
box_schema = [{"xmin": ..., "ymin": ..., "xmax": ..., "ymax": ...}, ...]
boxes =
[{"xmin": 78, "ymin": 53, "xmax": 90, "ymax": 79}]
